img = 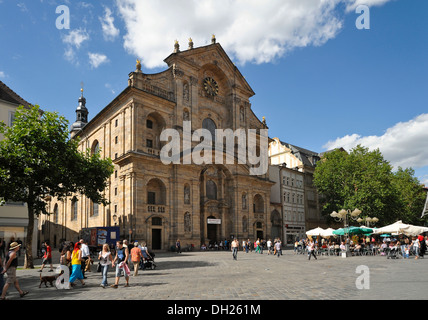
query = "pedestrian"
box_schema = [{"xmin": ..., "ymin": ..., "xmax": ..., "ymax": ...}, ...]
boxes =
[
  {"xmin": 69, "ymin": 242, "xmax": 85, "ymax": 287},
  {"xmin": 410, "ymin": 237, "xmax": 420, "ymax": 259},
  {"xmin": 418, "ymin": 234, "xmax": 426, "ymax": 258},
  {"xmin": 111, "ymin": 240, "xmax": 130, "ymax": 288},
  {"xmin": 139, "ymin": 241, "xmax": 152, "ymax": 270},
  {"xmin": 176, "ymin": 239, "xmax": 181, "ymax": 253},
  {"xmin": 0, "ymin": 239, "xmax": 5, "ymax": 259},
  {"xmin": 60, "ymin": 242, "xmax": 72, "ymax": 275},
  {"xmin": 79, "ymin": 239, "xmax": 91, "ymax": 278},
  {"xmin": 39, "ymin": 240, "xmax": 54, "ymax": 273},
  {"xmin": 98, "ymin": 244, "xmax": 113, "ymax": 288},
  {"xmin": 1, "ymin": 242, "xmax": 29, "ymax": 300},
  {"xmin": 267, "ymin": 239, "xmax": 272, "ymax": 255},
  {"xmin": 307, "ymin": 240, "xmax": 317, "ymax": 260},
  {"xmin": 0, "ymin": 251, "xmax": 4, "ymax": 293},
  {"xmin": 275, "ymin": 239, "xmax": 282, "ymax": 258},
  {"xmin": 231, "ymin": 238, "xmax": 239, "ymax": 260},
  {"xmin": 130, "ymin": 242, "xmax": 142, "ymax": 276}
]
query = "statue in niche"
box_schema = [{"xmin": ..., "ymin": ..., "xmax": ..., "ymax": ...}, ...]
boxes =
[
  {"xmin": 240, "ymin": 107, "xmax": 245, "ymax": 123},
  {"xmin": 183, "ymin": 109, "xmax": 190, "ymax": 121},
  {"xmin": 242, "ymin": 193, "xmax": 247, "ymax": 209},
  {"xmin": 184, "ymin": 185, "xmax": 190, "ymax": 204},
  {"xmin": 242, "ymin": 216, "xmax": 248, "ymax": 233},
  {"xmin": 184, "ymin": 212, "xmax": 192, "ymax": 233},
  {"xmin": 183, "ymin": 82, "xmax": 189, "ymax": 102}
]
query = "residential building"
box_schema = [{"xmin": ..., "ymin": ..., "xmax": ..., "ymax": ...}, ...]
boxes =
[{"xmin": 0, "ymin": 80, "xmax": 38, "ymax": 256}]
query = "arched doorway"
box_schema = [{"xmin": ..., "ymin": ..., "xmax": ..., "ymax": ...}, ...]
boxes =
[
  {"xmin": 199, "ymin": 165, "xmax": 233, "ymax": 245},
  {"xmin": 207, "ymin": 215, "xmax": 218, "ymax": 242},
  {"xmin": 151, "ymin": 216, "xmax": 162, "ymax": 250}
]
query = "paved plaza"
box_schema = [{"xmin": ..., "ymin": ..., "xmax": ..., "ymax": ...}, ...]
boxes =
[{"xmin": 5, "ymin": 247, "xmax": 428, "ymax": 302}]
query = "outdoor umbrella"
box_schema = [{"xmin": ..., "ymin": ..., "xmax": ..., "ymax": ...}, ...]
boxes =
[
  {"xmin": 306, "ymin": 227, "xmax": 325, "ymax": 236},
  {"xmin": 320, "ymin": 228, "xmax": 336, "ymax": 237},
  {"xmin": 333, "ymin": 226, "xmax": 373, "ymax": 236},
  {"xmin": 373, "ymin": 220, "xmax": 428, "ymax": 236}
]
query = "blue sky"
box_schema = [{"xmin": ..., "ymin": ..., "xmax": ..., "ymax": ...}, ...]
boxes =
[{"xmin": 0, "ymin": 0, "xmax": 427, "ymax": 185}]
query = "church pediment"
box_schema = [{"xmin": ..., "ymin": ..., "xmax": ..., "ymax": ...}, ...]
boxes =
[{"xmin": 164, "ymin": 41, "xmax": 255, "ymax": 98}]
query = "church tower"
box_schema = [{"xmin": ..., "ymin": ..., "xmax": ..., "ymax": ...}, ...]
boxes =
[{"xmin": 70, "ymin": 86, "xmax": 89, "ymax": 137}]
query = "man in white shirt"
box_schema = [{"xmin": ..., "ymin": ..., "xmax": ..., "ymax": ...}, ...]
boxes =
[
  {"xmin": 79, "ymin": 239, "xmax": 91, "ymax": 279},
  {"xmin": 267, "ymin": 239, "xmax": 272, "ymax": 255}
]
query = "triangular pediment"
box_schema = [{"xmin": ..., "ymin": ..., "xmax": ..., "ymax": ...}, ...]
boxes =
[{"xmin": 164, "ymin": 42, "xmax": 255, "ymax": 97}]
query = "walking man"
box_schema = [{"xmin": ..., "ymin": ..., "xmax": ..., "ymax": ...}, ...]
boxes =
[
  {"xmin": 79, "ymin": 239, "xmax": 91, "ymax": 278},
  {"xmin": 275, "ymin": 239, "xmax": 282, "ymax": 258},
  {"xmin": 1, "ymin": 242, "xmax": 29, "ymax": 300},
  {"xmin": 111, "ymin": 241, "xmax": 130, "ymax": 288},
  {"xmin": 39, "ymin": 240, "xmax": 54, "ymax": 272},
  {"xmin": 231, "ymin": 238, "xmax": 239, "ymax": 260},
  {"xmin": 307, "ymin": 240, "xmax": 317, "ymax": 260}
]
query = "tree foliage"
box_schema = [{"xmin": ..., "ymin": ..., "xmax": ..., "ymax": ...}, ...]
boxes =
[
  {"xmin": 0, "ymin": 106, "xmax": 114, "ymax": 268},
  {"xmin": 314, "ymin": 145, "xmax": 426, "ymax": 226}
]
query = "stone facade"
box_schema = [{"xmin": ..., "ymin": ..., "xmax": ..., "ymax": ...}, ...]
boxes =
[
  {"xmin": 41, "ymin": 41, "xmax": 275, "ymax": 250},
  {"xmin": 269, "ymin": 137, "xmax": 326, "ymax": 235}
]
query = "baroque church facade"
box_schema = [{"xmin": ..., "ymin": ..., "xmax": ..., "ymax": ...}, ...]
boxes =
[{"xmin": 41, "ymin": 38, "xmax": 277, "ymax": 250}]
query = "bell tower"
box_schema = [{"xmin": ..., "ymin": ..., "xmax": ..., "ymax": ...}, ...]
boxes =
[{"xmin": 70, "ymin": 84, "xmax": 89, "ymax": 137}]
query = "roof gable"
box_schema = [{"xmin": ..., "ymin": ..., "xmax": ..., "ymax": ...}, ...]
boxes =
[{"xmin": 0, "ymin": 80, "xmax": 32, "ymax": 107}]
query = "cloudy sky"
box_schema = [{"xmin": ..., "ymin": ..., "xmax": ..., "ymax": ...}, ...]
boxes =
[{"xmin": 0, "ymin": 0, "xmax": 427, "ymax": 184}]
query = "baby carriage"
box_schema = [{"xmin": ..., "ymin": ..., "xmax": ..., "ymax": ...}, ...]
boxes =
[
  {"xmin": 387, "ymin": 247, "xmax": 400, "ymax": 259},
  {"xmin": 140, "ymin": 251, "xmax": 157, "ymax": 270}
]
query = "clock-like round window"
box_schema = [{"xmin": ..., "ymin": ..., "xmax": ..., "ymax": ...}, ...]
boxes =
[{"xmin": 203, "ymin": 77, "xmax": 219, "ymax": 96}]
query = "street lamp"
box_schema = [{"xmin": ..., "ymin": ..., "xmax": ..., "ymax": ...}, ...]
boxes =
[
  {"xmin": 357, "ymin": 216, "xmax": 379, "ymax": 227},
  {"xmin": 331, "ymin": 208, "xmax": 362, "ymax": 257}
]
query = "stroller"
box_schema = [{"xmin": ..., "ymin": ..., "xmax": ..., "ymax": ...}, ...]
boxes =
[
  {"xmin": 387, "ymin": 247, "xmax": 400, "ymax": 259},
  {"xmin": 140, "ymin": 251, "xmax": 157, "ymax": 270}
]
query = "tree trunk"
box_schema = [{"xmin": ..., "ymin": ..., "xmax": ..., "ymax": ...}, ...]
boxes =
[{"xmin": 24, "ymin": 204, "xmax": 35, "ymax": 269}]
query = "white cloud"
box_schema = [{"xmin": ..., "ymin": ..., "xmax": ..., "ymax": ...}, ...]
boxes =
[
  {"xmin": 62, "ymin": 28, "xmax": 90, "ymax": 49},
  {"xmin": 115, "ymin": 0, "xmax": 393, "ymax": 69},
  {"xmin": 62, "ymin": 28, "xmax": 90, "ymax": 64},
  {"xmin": 323, "ymin": 114, "xmax": 428, "ymax": 172},
  {"xmin": 88, "ymin": 52, "xmax": 109, "ymax": 69},
  {"xmin": 0, "ymin": 71, "xmax": 6, "ymax": 78},
  {"xmin": 345, "ymin": 0, "xmax": 392, "ymax": 12},
  {"xmin": 100, "ymin": 7, "xmax": 120, "ymax": 41}
]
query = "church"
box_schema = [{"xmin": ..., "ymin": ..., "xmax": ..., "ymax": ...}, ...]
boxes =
[{"xmin": 41, "ymin": 37, "xmax": 278, "ymax": 250}]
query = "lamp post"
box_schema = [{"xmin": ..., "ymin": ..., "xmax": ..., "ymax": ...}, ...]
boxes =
[
  {"xmin": 331, "ymin": 208, "xmax": 362, "ymax": 257},
  {"xmin": 357, "ymin": 216, "xmax": 379, "ymax": 228}
]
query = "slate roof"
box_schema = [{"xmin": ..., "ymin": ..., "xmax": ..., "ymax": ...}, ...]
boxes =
[
  {"xmin": 279, "ymin": 140, "xmax": 321, "ymax": 168},
  {"xmin": 0, "ymin": 80, "xmax": 32, "ymax": 107}
]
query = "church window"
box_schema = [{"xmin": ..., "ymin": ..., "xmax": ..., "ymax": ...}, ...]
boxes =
[
  {"xmin": 206, "ymin": 180, "xmax": 217, "ymax": 200},
  {"xmin": 202, "ymin": 118, "xmax": 217, "ymax": 142},
  {"xmin": 146, "ymin": 119, "xmax": 153, "ymax": 129}
]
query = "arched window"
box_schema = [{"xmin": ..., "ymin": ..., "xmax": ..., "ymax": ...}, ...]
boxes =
[
  {"xmin": 206, "ymin": 180, "xmax": 217, "ymax": 200},
  {"xmin": 202, "ymin": 118, "xmax": 217, "ymax": 142},
  {"xmin": 71, "ymin": 199, "xmax": 78, "ymax": 221},
  {"xmin": 54, "ymin": 204, "xmax": 58, "ymax": 224},
  {"xmin": 92, "ymin": 202, "xmax": 99, "ymax": 217},
  {"xmin": 92, "ymin": 140, "xmax": 100, "ymax": 155}
]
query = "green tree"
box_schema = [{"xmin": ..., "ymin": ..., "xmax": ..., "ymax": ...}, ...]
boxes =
[
  {"xmin": 0, "ymin": 106, "xmax": 114, "ymax": 268},
  {"xmin": 314, "ymin": 145, "xmax": 396, "ymax": 225},
  {"xmin": 391, "ymin": 167, "xmax": 426, "ymax": 224}
]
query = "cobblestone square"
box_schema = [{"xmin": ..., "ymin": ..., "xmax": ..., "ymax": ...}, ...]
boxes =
[{"xmin": 7, "ymin": 248, "xmax": 428, "ymax": 302}]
